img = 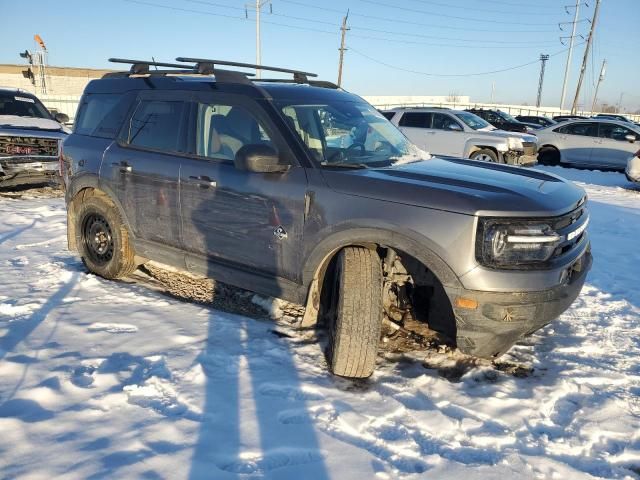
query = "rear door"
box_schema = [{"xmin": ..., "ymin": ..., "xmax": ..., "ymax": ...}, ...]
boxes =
[
  {"xmin": 178, "ymin": 93, "xmax": 307, "ymax": 283},
  {"xmin": 101, "ymin": 91, "xmax": 189, "ymax": 249},
  {"xmin": 593, "ymin": 122, "xmax": 640, "ymax": 169},
  {"xmin": 397, "ymin": 112, "xmax": 433, "ymax": 151},
  {"xmin": 554, "ymin": 122, "xmax": 597, "ymax": 165}
]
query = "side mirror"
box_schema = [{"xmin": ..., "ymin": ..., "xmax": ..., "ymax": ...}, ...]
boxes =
[
  {"xmin": 234, "ymin": 144, "xmax": 290, "ymax": 173},
  {"xmin": 448, "ymin": 123, "xmax": 463, "ymax": 132},
  {"xmin": 54, "ymin": 112, "xmax": 69, "ymax": 124},
  {"xmin": 625, "ymin": 134, "xmax": 637, "ymax": 143}
]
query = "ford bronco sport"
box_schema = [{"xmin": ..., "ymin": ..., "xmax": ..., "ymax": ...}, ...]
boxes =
[{"xmin": 63, "ymin": 58, "xmax": 592, "ymax": 378}]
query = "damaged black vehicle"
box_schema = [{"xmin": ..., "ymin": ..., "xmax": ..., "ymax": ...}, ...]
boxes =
[{"xmin": 0, "ymin": 88, "xmax": 69, "ymax": 187}]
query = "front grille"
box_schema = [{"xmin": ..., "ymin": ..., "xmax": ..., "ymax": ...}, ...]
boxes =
[
  {"xmin": 550, "ymin": 205, "xmax": 588, "ymax": 260},
  {"xmin": 523, "ymin": 141, "xmax": 537, "ymax": 156},
  {"xmin": 0, "ymin": 136, "xmax": 59, "ymax": 158}
]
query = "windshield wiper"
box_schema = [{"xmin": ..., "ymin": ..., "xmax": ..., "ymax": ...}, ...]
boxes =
[{"xmin": 320, "ymin": 162, "xmax": 368, "ymax": 169}]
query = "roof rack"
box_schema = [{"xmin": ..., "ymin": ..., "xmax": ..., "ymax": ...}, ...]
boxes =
[
  {"xmin": 176, "ymin": 57, "xmax": 317, "ymax": 83},
  {"xmin": 104, "ymin": 57, "xmax": 330, "ymax": 89}
]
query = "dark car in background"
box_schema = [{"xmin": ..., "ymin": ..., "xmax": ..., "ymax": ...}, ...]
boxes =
[
  {"xmin": 0, "ymin": 88, "xmax": 69, "ymax": 187},
  {"xmin": 62, "ymin": 57, "xmax": 591, "ymax": 379},
  {"xmin": 552, "ymin": 115, "xmax": 588, "ymax": 123},
  {"xmin": 465, "ymin": 108, "xmax": 535, "ymax": 133},
  {"xmin": 516, "ymin": 115, "xmax": 557, "ymax": 128}
]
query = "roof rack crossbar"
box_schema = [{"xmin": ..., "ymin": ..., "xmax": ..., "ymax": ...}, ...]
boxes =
[{"xmin": 175, "ymin": 57, "xmax": 317, "ymax": 78}]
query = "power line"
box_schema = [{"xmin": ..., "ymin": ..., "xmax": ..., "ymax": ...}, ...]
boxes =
[
  {"xmin": 278, "ymin": 0, "xmax": 557, "ymax": 33},
  {"xmin": 126, "ymin": 0, "xmax": 560, "ymax": 50},
  {"xmin": 401, "ymin": 0, "xmax": 558, "ymax": 15},
  {"xmin": 347, "ymin": 42, "xmax": 584, "ymax": 77},
  {"xmin": 357, "ymin": 0, "xmax": 557, "ymax": 26}
]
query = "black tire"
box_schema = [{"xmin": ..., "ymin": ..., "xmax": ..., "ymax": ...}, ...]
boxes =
[
  {"xmin": 538, "ymin": 146, "xmax": 560, "ymax": 166},
  {"xmin": 76, "ymin": 195, "xmax": 137, "ymax": 279},
  {"xmin": 327, "ymin": 247, "xmax": 383, "ymax": 378},
  {"xmin": 470, "ymin": 148, "xmax": 499, "ymax": 163}
]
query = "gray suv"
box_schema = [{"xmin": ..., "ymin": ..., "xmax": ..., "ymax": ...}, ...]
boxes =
[{"xmin": 62, "ymin": 58, "xmax": 592, "ymax": 378}]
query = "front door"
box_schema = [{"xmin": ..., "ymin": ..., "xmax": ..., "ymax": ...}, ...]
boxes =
[
  {"xmin": 593, "ymin": 122, "xmax": 640, "ymax": 169},
  {"xmin": 179, "ymin": 94, "xmax": 307, "ymax": 283},
  {"xmin": 425, "ymin": 112, "xmax": 465, "ymax": 156},
  {"xmin": 101, "ymin": 92, "xmax": 190, "ymax": 249}
]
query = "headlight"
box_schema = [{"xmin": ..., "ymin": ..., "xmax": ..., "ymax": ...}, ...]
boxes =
[
  {"xmin": 477, "ymin": 218, "xmax": 561, "ymax": 268},
  {"xmin": 507, "ymin": 137, "xmax": 524, "ymax": 150}
]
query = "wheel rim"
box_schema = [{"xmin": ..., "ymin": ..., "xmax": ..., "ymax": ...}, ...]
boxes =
[
  {"xmin": 475, "ymin": 153, "xmax": 494, "ymax": 162},
  {"xmin": 82, "ymin": 213, "xmax": 114, "ymax": 265}
]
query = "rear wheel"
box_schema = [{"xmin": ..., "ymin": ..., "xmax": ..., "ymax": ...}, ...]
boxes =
[
  {"xmin": 76, "ymin": 196, "xmax": 136, "ymax": 279},
  {"xmin": 538, "ymin": 146, "xmax": 560, "ymax": 166},
  {"xmin": 470, "ymin": 148, "xmax": 499, "ymax": 163},
  {"xmin": 326, "ymin": 247, "xmax": 383, "ymax": 378}
]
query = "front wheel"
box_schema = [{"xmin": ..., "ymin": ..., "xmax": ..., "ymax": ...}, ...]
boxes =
[
  {"xmin": 326, "ymin": 247, "xmax": 383, "ymax": 378},
  {"xmin": 470, "ymin": 149, "xmax": 499, "ymax": 163},
  {"xmin": 76, "ymin": 195, "xmax": 137, "ymax": 279}
]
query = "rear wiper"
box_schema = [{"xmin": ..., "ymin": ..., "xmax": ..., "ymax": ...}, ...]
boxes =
[{"xmin": 320, "ymin": 162, "xmax": 368, "ymax": 169}]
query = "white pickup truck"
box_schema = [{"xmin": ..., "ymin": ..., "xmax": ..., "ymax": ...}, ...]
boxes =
[{"xmin": 383, "ymin": 107, "xmax": 538, "ymax": 165}]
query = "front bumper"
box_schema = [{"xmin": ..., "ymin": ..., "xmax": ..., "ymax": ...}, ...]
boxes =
[
  {"xmin": 0, "ymin": 159, "xmax": 59, "ymax": 187},
  {"xmin": 446, "ymin": 248, "xmax": 592, "ymax": 358},
  {"xmin": 626, "ymin": 156, "xmax": 640, "ymax": 183},
  {"xmin": 503, "ymin": 152, "xmax": 538, "ymax": 166}
]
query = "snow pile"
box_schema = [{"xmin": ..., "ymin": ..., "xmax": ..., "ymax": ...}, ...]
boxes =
[{"xmin": 0, "ymin": 168, "xmax": 638, "ymax": 479}]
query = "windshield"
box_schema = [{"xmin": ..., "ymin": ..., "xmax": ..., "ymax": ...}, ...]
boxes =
[
  {"xmin": 0, "ymin": 92, "xmax": 52, "ymax": 119},
  {"xmin": 498, "ymin": 110, "xmax": 518, "ymax": 122},
  {"xmin": 277, "ymin": 100, "xmax": 428, "ymax": 167},
  {"xmin": 454, "ymin": 111, "xmax": 491, "ymax": 130}
]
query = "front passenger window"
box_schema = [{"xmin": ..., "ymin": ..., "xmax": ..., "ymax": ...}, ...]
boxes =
[{"xmin": 196, "ymin": 103, "xmax": 275, "ymax": 160}]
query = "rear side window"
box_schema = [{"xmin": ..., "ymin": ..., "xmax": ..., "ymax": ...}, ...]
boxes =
[
  {"xmin": 399, "ymin": 112, "xmax": 432, "ymax": 128},
  {"xmin": 555, "ymin": 122, "xmax": 597, "ymax": 137},
  {"xmin": 125, "ymin": 100, "xmax": 187, "ymax": 152},
  {"xmin": 380, "ymin": 111, "xmax": 396, "ymax": 120},
  {"xmin": 74, "ymin": 93, "xmax": 132, "ymax": 138}
]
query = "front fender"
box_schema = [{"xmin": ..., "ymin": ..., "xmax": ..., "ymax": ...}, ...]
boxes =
[{"xmin": 302, "ymin": 224, "xmax": 463, "ymax": 291}]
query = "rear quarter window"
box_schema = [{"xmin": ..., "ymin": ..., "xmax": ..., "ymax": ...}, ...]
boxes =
[{"xmin": 74, "ymin": 93, "xmax": 134, "ymax": 138}]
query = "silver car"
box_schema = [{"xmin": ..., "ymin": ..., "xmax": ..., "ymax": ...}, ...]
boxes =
[
  {"xmin": 537, "ymin": 119, "xmax": 640, "ymax": 170},
  {"xmin": 384, "ymin": 108, "xmax": 538, "ymax": 166}
]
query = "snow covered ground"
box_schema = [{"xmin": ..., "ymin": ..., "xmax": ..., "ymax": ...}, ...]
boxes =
[{"xmin": 0, "ymin": 168, "xmax": 639, "ymax": 480}]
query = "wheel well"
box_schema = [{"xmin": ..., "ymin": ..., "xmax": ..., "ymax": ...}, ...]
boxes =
[
  {"xmin": 469, "ymin": 146, "xmax": 500, "ymax": 159},
  {"xmin": 302, "ymin": 244, "xmax": 456, "ymax": 343},
  {"xmin": 538, "ymin": 144, "xmax": 561, "ymax": 161},
  {"xmin": 67, "ymin": 187, "xmax": 118, "ymax": 251}
]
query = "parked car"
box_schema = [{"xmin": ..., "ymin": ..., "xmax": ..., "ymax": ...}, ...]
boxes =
[
  {"xmin": 385, "ymin": 107, "xmax": 538, "ymax": 165},
  {"xmin": 626, "ymin": 149, "xmax": 640, "ymax": 183},
  {"xmin": 465, "ymin": 108, "xmax": 536, "ymax": 133},
  {"xmin": 63, "ymin": 57, "xmax": 591, "ymax": 378},
  {"xmin": 516, "ymin": 115, "xmax": 557, "ymax": 128},
  {"xmin": 537, "ymin": 119, "xmax": 640, "ymax": 170},
  {"xmin": 593, "ymin": 113, "xmax": 635, "ymax": 124},
  {"xmin": 0, "ymin": 87, "xmax": 69, "ymax": 187},
  {"xmin": 552, "ymin": 115, "xmax": 588, "ymax": 123}
]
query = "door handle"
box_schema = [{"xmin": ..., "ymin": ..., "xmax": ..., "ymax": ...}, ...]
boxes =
[
  {"xmin": 111, "ymin": 161, "xmax": 132, "ymax": 173},
  {"xmin": 189, "ymin": 175, "xmax": 217, "ymax": 188}
]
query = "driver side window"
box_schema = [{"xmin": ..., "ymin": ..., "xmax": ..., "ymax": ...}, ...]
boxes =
[{"xmin": 195, "ymin": 103, "xmax": 274, "ymax": 160}]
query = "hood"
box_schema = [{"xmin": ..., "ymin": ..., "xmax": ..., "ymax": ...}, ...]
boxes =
[
  {"xmin": 0, "ymin": 115, "xmax": 66, "ymax": 133},
  {"xmin": 322, "ymin": 157, "xmax": 585, "ymax": 217},
  {"xmin": 472, "ymin": 129, "xmax": 537, "ymax": 143}
]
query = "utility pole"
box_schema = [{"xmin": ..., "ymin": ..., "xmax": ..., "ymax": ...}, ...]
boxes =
[
  {"xmin": 337, "ymin": 10, "xmax": 349, "ymax": 87},
  {"xmin": 246, "ymin": 0, "xmax": 271, "ymax": 78},
  {"xmin": 536, "ymin": 54, "xmax": 550, "ymax": 108},
  {"xmin": 490, "ymin": 82, "xmax": 495, "ymax": 104},
  {"xmin": 617, "ymin": 92, "xmax": 624, "ymax": 113},
  {"xmin": 559, "ymin": 0, "xmax": 580, "ymax": 111},
  {"xmin": 590, "ymin": 59, "xmax": 606, "ymax": 113},
  {"xmin": 571, "ymin": 0, "xmax": 601, "ymax": 114}
]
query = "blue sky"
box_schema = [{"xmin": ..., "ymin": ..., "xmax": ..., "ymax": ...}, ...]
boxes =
[{"xmin": 1, "ymin": 0, "xmax": 639, "ymax": 110}]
